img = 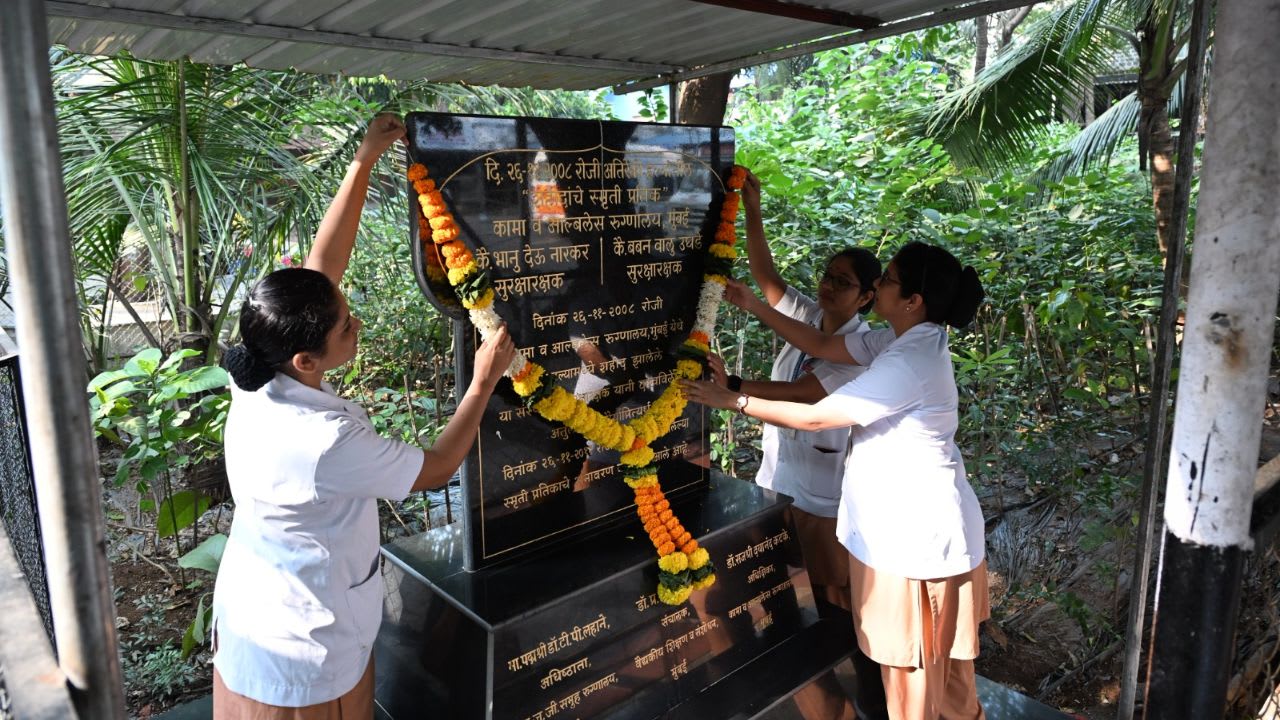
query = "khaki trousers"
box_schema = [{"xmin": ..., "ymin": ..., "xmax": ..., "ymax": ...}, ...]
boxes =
[
  {"xmin": 849, "ymin": 555, "xmax": 989, "ymax": 720},
  {"xmin": 213, "ymin": 656, "xmax": 374, "ymax": 720}
]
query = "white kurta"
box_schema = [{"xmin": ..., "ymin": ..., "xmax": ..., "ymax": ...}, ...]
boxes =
[
  {"xmin": 755, "ymin": 286, "xmax": 866, "ymax": 517},
  {"xmin": 822, "ymin": 324, "xmax": 985, "ymax": 579},
  {"xmin": 213, "ymin": 373, "xmax": 421, "ymax": 706}
]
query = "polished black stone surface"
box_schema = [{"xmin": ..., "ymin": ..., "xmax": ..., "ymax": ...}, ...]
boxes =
[
  {"xmin": 375, "ymin": 474, "xmax": 841, "ymax": 720},
  {"xmin": 405, "ymin": 112, "xmax": 735, "ymax": 571}
]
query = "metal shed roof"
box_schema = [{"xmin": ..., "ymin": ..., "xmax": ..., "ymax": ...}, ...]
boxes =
[{"xmin": 45, "ymin": 0, "xmax": 1037, "ymax": 91}]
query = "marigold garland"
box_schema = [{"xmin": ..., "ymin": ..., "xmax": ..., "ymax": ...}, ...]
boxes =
[{"xmin": 410, "ymin": 160, "xmax": 745, "ymax": 605}]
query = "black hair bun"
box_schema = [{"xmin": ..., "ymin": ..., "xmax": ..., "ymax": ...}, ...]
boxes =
[
  {"xmin": 946, "ymin": 266, "xmax": 985, "ymax": 328},
  {"xmin": 222, "ymin": 345, "xmax": 276, "ymax": 391}
]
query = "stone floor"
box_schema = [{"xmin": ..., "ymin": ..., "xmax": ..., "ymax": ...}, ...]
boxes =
[{"xmin": 157, "ymin": 662, "xmax": 1072, "ymax": 720}]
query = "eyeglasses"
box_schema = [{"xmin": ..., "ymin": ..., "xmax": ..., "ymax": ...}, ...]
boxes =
[
  {"xmin": 878, "ymin": 273, "xmax": 901, "ymax": 289},
  {"xmin": 819, "ymin": 271, "xmax": 860, "ymax": 292}
]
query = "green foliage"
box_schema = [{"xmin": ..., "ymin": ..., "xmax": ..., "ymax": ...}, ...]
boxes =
[
  {"xmin": 88, "ymin": 348, "xmax": 229, "ymax": 547},
  {"xmin": 120, "ymin": 593, "xmax": 201, "ymax": 700},
  {"xmin": 721, "ymin": 30, "xmax": 1163, "ymax": 527},
  {"xmin": 177, "ymin": 533, "xmax": 227, "ymax": 659}
]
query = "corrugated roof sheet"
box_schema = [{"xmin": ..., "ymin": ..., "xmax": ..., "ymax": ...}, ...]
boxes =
[{"xmin": 45, "ymin": 0, "xmax": 1027, "ymax": 90}]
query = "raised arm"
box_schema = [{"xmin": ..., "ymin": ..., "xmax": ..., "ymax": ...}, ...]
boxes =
[
  {"xmin": 741, "ymin": 169, "xmax": 787, "ymax": 306},
  {"xmin": 306, "ymin": 114, "xmax": 406, "ymax": 286},
  {"xmin": 723, "ymin": 280, "xmax": 858, "ymax": 365},
  {"xmin": 412, "ymin": 325, "xmax": 515, "ymax": 491}
]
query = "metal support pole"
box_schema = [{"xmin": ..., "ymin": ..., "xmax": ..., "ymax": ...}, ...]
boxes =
[
  {"xmin": 1116, "ymin": 0, "xmax": 1212, "ymax": 716},
  {"xmin": 1144, "ymin": 0, "xmax": 1280, "ymax": 716},
  {"xmin": 0, "ymin": 1, "xmax": 126, "ymax": 717}
]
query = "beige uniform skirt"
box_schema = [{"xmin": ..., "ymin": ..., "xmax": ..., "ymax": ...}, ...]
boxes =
[
  {"xmin": 212, "ymin": 655, "xmax": 374, "ymax": 720},
  {"xmin": 848, "ymin": 554, "xmax": 989, "ymax": 668}
]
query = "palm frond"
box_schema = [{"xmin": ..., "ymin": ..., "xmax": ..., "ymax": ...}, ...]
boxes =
[
  {"xmin": 923, "ymin": 0, "xmax": 1133, "ymax": 171},
  {"xmin": 1033, "ymin": 91, "xmax": 1140, "ymax": 183}
]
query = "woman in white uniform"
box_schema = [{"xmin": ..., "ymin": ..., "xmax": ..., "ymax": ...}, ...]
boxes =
[
  {"xmin": 714, "ymin": 169, "xmax": 879, "ymax": 612},
  {"xmin": 211, "ymin": 114, "xmax": 515, "ymax": 719},
  {"xmin": 709, "ymin": 169, "xmax": 885, "ymax": 720},
  {"xmin": 683, "ymin": 241, "xmax": 988, "ymax": 720}
]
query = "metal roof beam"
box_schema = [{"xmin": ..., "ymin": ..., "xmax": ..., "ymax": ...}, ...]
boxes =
[
  {"xmin": 44, "ymin": 1, "xmax": 681, "ymax": 76},
  {"xmin": 616, "ymin": 0, "xmax": 1042, "ymax": 94},
  {"xmin": 687, "ymin": 0, "xmax": 880, "ymax": 30}
]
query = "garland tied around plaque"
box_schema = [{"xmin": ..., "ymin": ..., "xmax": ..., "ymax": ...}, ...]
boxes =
[{"xmin": 409, "ymin": 160, "xmax": 746, "ymax": 605}]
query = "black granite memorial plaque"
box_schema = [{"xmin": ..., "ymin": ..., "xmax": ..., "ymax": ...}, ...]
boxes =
[
  {"xmin": 406, "ymin": 112, "xmax": 731, "ymax": 570},
  {"xmin": 378, "ymin": 112, "xmax": 858, "ymax": 719}
]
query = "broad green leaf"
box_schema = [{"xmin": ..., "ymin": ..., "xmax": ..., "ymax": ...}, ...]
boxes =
[
  {"xmin": 178, "ymin": 533, "xmax": 227, "ymax": 574},
  {"xmin": 123, "ymin": 348, "xmax": 163, "ymax": 376},
  {"xmin": 156, "ymin": 490, "xmax": 210, "ymax": 538}
]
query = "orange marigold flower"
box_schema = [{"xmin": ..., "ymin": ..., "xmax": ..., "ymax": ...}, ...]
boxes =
[
  {"xmin": 689, "ymin": 330, "xmax": 710, "ymax": 345},
  {"xmin": 727, "ymin": 165, "xmax": 747, "ymax": 190},
  {"xmin": 676, "ymin": 531, "xmax": 692, "ymax": 547},
  {"xmin": 429, "ymin": 215, "xmax": 456, "ymax": 231},
  {"xmin": 412, "ymin": 179, "xmax": 435, "ymax": 195},
  {"xmin": 445, "ymin": 252, "xmax": 474, "ymax": 269},
  {"xmin": 432, "ymin": 227, "xmax": 460, "ymax": 244},
  {"xmin": 681, "ymin": 540, "xmax": 699, "ymax": 555},
  {"xmin": 658, "ymin": 541, "xmax": 676, "ymax": 556},
  {"xmin": 440, "ymin": 242, "xmax": 469, "ymax": 260},
  {"xmin": 659, "ymin": 509, "xmax": 673, "ymax": 522},
  {"xmin": 655, "ymin": 499, "xmax": 670, "ymax": 512},
  {"xmin": 631, "ymin": 437, "xmax": 646, "ymax": 452},
  {"xmin": 714, "ymin": 225, "xmax": 736, "ymax": 243},
  {"xmin": 407, "ymin": 164, "xmax": 428, "ymax": 182}
]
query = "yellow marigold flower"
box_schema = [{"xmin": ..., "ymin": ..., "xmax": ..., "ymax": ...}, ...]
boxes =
[
  {"xmin": 658, "ymin": 552, "xmax": 689, "ymax": 574},
  {"xmin": 705, "ymin": 273, "xmax": 728, "ymax": 285},
  {"xmin": 621, "ymin": 446, "xmax": 655, "ymax": 466},
  {"xmin": 617, "ymin": 425, "xmax": 637, "ymax": 453},
  {"xmin": 429, "ymin": 215, "xmax": 456, "ymax": 231},
  {"xmin": 511, "ymin": 367, "xmax": 546, "ymax": 397},
  {"xmin": 688, "ymin": 547, "xmax": 711, "ymax": 570},
  {"xmin": 677, "ymin": 359, "xmax": 702, "ymax": 379},
  {"xmin": 407, "ymin": 164, "xmax": 428, "ymax": 182},
  {"xmin": 447, "ymin": 263, "xmax": 477, "ymax": 286},
  {"xmin": 691, "ymin": 574, "xmax": 716, "ymax": 590},
  {"xmin": 624, "ymin": 473, "xmax": 659, "ymax": 489},
  {"xmin": 461, "ymin": 289, "xmax": 494, "ymax": 310},
  {"xmin": 657, "ymin": 584, "xmax": 693, "ymax": 606},
  {"xmin": 568, "ymin": 399, "xmax": 596, "ymax": 430},
  {"xmin": 707, "ymin": 242, "xmax": 737, "ymax": 259}
]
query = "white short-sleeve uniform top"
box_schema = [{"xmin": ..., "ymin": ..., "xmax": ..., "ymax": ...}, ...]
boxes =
[
  {"xmin": 755, "ymin": 286, "xmax": 866, "ymax": 518},
  {"xmin": 821, "ymin": 323, "xmax": 985, "ymax": 579},
  {"xmin": 213, "ymin": 373, "xmax": 421, "ymax": 707}
]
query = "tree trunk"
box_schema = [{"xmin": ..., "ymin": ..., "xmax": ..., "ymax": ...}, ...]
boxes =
[
  {"xmin": 1144, "ymin": 93, "xmax": 1176, "ymax": 259},
  {"xmin": 975, "ymin": 15, "xmax": 990, "ymax": 76},
  {"xmin": 676, "ymin": 72, "xmax": 734, "ymax": 125},
  {"xmin": 998, "ymin": 6, "xmax": 1032, "ymax": 49},
  {"xmin": 176, "ymin": 58, "xmax": 201, "ymax": 337}
]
